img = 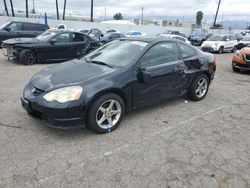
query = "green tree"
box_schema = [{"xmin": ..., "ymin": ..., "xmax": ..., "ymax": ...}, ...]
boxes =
[
  {"xmin": 113, "ymin": 13, "xmax": 123, "ymax": 20},
  {"xmin": 196, "ymin": 11, "xmax": 203, "ymax": 27}
]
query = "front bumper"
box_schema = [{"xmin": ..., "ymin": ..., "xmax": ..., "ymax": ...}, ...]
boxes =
[
  {"xmin": 1, "ymin": 43, "xmax": 18, "ymax": 61},
  {"xmin": 21, "ymin": 96, "xmax": 87, "ymax": 130},
  {"xmin": 201, "ymin": 46, "xmax": 219, "ymax": 52},
  {"xmin": 232, "ymin": 61, "xmax": 250, "ymax": 71}
]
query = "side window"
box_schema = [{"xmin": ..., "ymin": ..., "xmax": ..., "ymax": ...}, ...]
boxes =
[
  {"xmin": 141, "ymin": 42, "xmax": 179, "ymax": 68},
  {"xmin": 229, "ymin": 35, "xmax": 236, "ymax": 41},
  {"xmin": 22, "ymin": 23, "xmax": 34, "ymax": 31},
  {"xmin": 72, "ymin": 33, "xmax": 84, "ymax": 42},
  {"xmin": 54, "ymin": 33, "xmax": 71, "ymax": 43},
  {"xmin": 6, "ymin": 22, "xmax": 22, "ymax": 31},
  {"xmin": 110, "ymin": 33, "xmax": 120, "ymax": 38},
  {"xmin": 179, "ymin": 43, "xmax": 196, "ymax": 59},
  {"xmin": 33, "ymin": 24, "xmax": 47, "ymax": 31}
]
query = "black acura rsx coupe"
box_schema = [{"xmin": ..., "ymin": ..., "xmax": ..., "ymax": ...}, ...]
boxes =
[{"xmin": 21, "ymin": 37, "xmax": 216, "ymax": 133}]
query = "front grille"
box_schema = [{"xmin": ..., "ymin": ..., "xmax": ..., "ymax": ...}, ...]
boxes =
[
  {"xmin": 32, "ymin": 86, "xmax": 45, "ymax": 97},
  {"xmin": 202, "ymin": 47, "xmax": 213, "ymax": 51}
]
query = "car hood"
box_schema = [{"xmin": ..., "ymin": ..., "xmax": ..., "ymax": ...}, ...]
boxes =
[
  {"xmin": 3, "ymin": 37, "xmax": 38, "ymax": 45},
  {"xmin": 31, "ymin": 59, "xmax": 113, "ymax": 91}
]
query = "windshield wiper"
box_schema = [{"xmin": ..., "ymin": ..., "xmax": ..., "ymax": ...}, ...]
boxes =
[{"xmin": 88, "ymin": 60, "xmax": 114, "ymax": 68}]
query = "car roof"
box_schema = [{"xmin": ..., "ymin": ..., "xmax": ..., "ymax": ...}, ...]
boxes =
[{"xmin": 120, "ymin": 36, "xmax": 183, "ymax": 43}]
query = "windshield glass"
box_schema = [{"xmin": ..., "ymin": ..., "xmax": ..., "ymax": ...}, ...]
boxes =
[
  {"xmin": 207, "ymin": 35, "xmax": 225, "ymax": 41},
  {"xmin": 85, "ymin": 40, "xmax": 148, "ymax": 68},
  {"xmin": 36, "ymin": 31, "xmax": 58, "ymax": 41},
  {"xmin": 242, "ymin": 36, "xmax": 250, "ymax": 41},
  {"xmin": 0, "ymin": 22, "xmax": 10, "ymax": 30}
]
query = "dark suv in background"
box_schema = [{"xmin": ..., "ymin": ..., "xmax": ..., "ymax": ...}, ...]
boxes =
[{"xmin": 0, "ymin": 21, "xmax": 49, "ymax": 44}]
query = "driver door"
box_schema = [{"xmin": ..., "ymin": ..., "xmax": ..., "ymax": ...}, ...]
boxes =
[
  {"xmin": 39, "ymin": 32, "xmax": 72, "ymax": 62},
  {"xmin": 133, "ymin": 42, "xmax": 186, "ymax": 107}
]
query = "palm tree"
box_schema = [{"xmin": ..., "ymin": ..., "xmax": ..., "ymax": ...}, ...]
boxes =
[
  {"xmin": 63, "ymin": 0, "xmax": 67, "ymax": 20},
  {"xmin": 56, "ymin": 0, "xmax": 59, "ymax": 20},
  {"xmin": 10, "ymin": 0, "xmax": 15, "ymax": 16},
  {"xmin": 25, "ymin": 0, "xmax": 29, "ymax": 17},
  {"xmin": 90, "ymin": 0, "xmax": 93, "ymax": 22},
  {"xmin": 3, "ymin": 0, "xmax": 9, "ymax": 16}
]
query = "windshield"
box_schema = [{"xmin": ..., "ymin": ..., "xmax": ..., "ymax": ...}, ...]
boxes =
[
  {"xmin": 36, "ymin": 31, "xmax": 58, "ymax": 41},
  {"xmin": 207, "ymin": 35, "xmax": 225, "ymax": 41},
  {"xmin": 0, "ymin": 22, "xmax": 10, "ymax": 30},
  {"xmin": 242, "ymin": 36, "xmax": 250, "ymax": 41},
  {"xmin": 84, "ymin": 40, "xmax": 148, "ymax": 68}
]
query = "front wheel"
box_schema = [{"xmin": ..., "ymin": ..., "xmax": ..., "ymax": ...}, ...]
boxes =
[
  {"xmin": 231, "ymin": 46, "xmax": 237, "ymax": 53},
  {"xmin": 19, "ymin": 49, "xmax": 36, "ymax": 65},
  {"xmin": 87, "ymin": 93, "xmax": 125, "ymax": 133},
  {"xmin": 187, "ymin": 74, "xmax": 209, "ymax": 101},
  {"xmin": 218, "ymin": 47, "xmax": 223, "ymax": 54}
]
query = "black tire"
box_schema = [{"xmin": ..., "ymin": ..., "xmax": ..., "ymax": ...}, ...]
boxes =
[
  {"xmin": 19, "ymin": 49, "xmax": 36, "ymax": 65},
  {"xmin": 187, "ymin": 74, "xmax": 210, "ymax": 101},
  {"xmin": 231, "ymin": 46, "xmax": 237, "ymax": 53},
  {"xmin": 218, "ymin": 47, "xmax": 223, "ymax": 54},
  {"xmin": 87, "ymin": 93, "xmax": 125, "ymax": 133}
]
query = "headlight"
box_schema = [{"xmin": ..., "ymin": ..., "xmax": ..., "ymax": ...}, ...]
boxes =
[
  {"xmin": 235, "ymin": 50, "xmax": 241, "ymax": 56},
  {"xmin": 43, "ymin": 86, "xmax": 83, "ymax": 103},
  {"xmin": 214, "ymin": 43, "xmax": 219, "ymax": 47}
]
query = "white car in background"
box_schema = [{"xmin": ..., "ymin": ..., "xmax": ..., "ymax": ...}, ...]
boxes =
[
  {"xmin": 201, "ymin": 34, "xmax": 238, "ymax": 54},
  {"xmin": 158, "ymin": 34, "xmax": 190, "ymax": 44},
  {"xmin": 106, "ymin": 29, "xmax": 119, "ymax": 34}
]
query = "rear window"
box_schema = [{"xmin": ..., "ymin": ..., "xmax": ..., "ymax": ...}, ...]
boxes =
[{"xmin": 179, "ymin": 43, "xmax": 196, "ymax": 59}]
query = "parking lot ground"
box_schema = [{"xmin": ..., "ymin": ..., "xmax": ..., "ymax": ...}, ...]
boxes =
[{"xmin": 0, "ymin": 52, "xmax": 249, "ymax": 188}]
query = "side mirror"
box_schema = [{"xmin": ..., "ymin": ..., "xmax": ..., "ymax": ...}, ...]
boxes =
[
  {"xmin": 225, "ymin": 38, "xmax": 229, "ymax": 42},
  {"xmin": 4, "ymin": 27, "xmax": 10, "ymax": 32},
  {"xmin": 50, "ymin": 38, "xmax": 57, "ymax": 44},
  {"xmin": 137, "ymin": 68, "xmax": 151, "ymax": 83}
]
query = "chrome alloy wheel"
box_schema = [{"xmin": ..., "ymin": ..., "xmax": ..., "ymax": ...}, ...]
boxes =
[
  {"xmin": 195, "ymin": 78, "xmax": 208, "ymax": 98},
  {"xmin": 96, "ymin": 100, "xmax": 121, "ymax": 129}
]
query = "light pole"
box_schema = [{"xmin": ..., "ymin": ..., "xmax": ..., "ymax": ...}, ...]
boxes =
[
  {"xmin": 90, "ymin": 0, "xmax": 94, "ymax": 22},
  {"xmin": 213, "ymin": 0, "xmax": 221, "ymax": 27},
  {"xmin": 141, "ymin": 7, "xmax": 144, "ymax": 25},
  {"xmin": 3, "ymin": 0, "xmax": 9, "ymax": 16}
]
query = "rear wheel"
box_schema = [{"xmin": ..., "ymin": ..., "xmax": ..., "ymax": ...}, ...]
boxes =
[
  {"xmin": 19, "ymin": 49, "xmax": 36, "ymax": 65},
  {"xmin": 187, "ymin": 74, "xmax": 209, "ymax": 101},
  {"xmin": 87, "ymin": 93, "xmax": 125, "ymax": 133}
]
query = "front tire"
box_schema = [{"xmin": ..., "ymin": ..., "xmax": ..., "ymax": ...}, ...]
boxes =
[
  {"xmin": 231, "ymin": 46, "xmax": 237, "ymax": 53},
  {"xmin": 87, "ymin": 93, "xmax": 125, "ymax": 133},
  {"xmin": 19, "ymin": 49, "xmax": 36, "ymax": 65},
  {"xmin": 187, "ymin": 74, "xmax": 209, "ymax": 101},
  {"xmin": 218, "ymin": 47, "xmax": 223, "ymax": 54}
]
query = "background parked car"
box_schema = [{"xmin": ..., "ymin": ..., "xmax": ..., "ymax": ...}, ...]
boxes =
[
  {"xmin": 88, "ymin": 28, "xmax": 104, "ymax": 38},
  {"xmin": 0, "ymin": 21, "xmax": 49, "ymax": 45},
  {"xmin": 106, "ymin": 29, "xmax": 119, "ymax": 34},
  {"xmin": 101, "ymin": 33, "xmax": 126, "ymax": 44},
  {"xmin": 79, "ymin": 29, "xmax": 90, "ymax": 34},
  {"xmin": 159, "ymin": 30, "xmax": 186, "ymax": 38},
  {"xmin": 158, "ymin": 34, "xmax": 190, "ymax": 44},
  {"xmin": 232, "ymin": 47, "xmax": 250, "ymax": 72},
  {"xmin": 235, "ymin": 33, "xmax": 243, "ymax": 42},
  {"xmin": 236, "ymin": 35, "xmax": 250, "ymax": 49},
  {"xmin": 201, "ymin": 34, "xmax": 238, "ymax": 53},
  {"xmin": 126, "ymin": 31, "xmax": 146, "ymax": 37},
  {"xmin": 2, "ymin": 30, "xmax": 101, "ymax": 65}
]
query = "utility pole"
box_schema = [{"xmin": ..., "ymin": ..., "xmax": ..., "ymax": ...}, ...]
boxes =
[
  {"xmin": 25, "ymin": 0, "xmax": 29, "ymax": 18},
  {"xmin": 56, "ymin": 0, "xmax": 59, "ymax": 20},
  {"xmin": 141, "ymin": 7, "xmax": 144, "ymax": 25},
  {"xmin": 10, "ymin": 0, "xmax": 15, "ymax": 17},
  {"xmin": 213, "ymin": 0, "xmax": 221, "ymax": 27},
  {"xmin": 63, "ymin": 0, "xmax": 67, "ymax": 20},
  {"xmin": 90, "ymin": 0, "xmax": 94, "ymax": 22},
  {"xmin": 3, "ymin": 0, "xmax": 9, "ymax": 16}
]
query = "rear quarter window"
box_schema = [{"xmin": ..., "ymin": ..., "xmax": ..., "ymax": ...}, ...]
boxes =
[{"xmin": 179, "ymin": 43, "xmax": 196, "ymax": 59}]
